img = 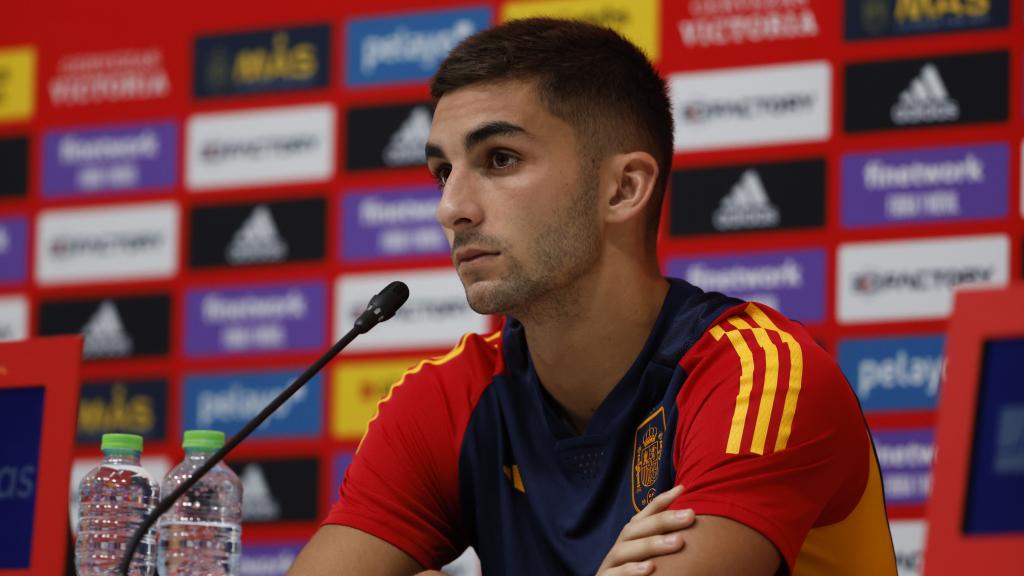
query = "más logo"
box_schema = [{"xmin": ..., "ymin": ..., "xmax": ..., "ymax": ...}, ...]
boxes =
[
  {"xmin": 670, "ymin": 158, "xmax": 825, "ymax": 236},
  {"xmin": 185, "ymin": 281, "xmax": 326, "ymax": 358},
  {"xmin": 330, "ymin": 357, "xmax": 421, "ymax": 440},
  {"xmin": 42, "ymin": 120, "xmax": 177, "ymax": 197},
  {"xmin": 345, "ymin": 6, "xmax": 491, "ymax": 87},
  {"xmin": 842, "ymin": 142, "xmax": 1008, "ymax": 228},
  {"xmin": 35, "ymin": 201, "xmax": 179, "ymax": 286},
  {"xmin": 334, "ymin": 268, "xmax": 490, "ymax": 352},
  {"xmin": 77, "ymin": 379, "xmax": 167, "ymax": 443},
  {"xmin": 190, "ymin": 197, "xmax": 326, "ymax": 268},
  {"xmin": 845, "ymin": 51, "xmax": 1008, "ymax": 133},
  {"xmin": 0, "ymin": 216, "xmax": 27, "ymax": 285},
  {"xmin": 38, "ymin": 294, "xmax": 170, "ymax": 360},
  {"xmin": 186, "ymin": 103, "xmax": 335, "ymax": 191},
  {"xmin": 838, "ymin": 334, "xmax": 944, "ymax": 412},
  {"xmin": 47, "ymin": 47, "xmax": 170, "ymax": 107},
  {"xmin": 666, "ymin": 248, "xmax": 826, "ymax": 324},
  {"xmin": 194, "ymin": 24, "xmax": 329, "ymax": 98},
  {"xmin": 674, "ymin": 0, "xmax": 820, "ymax": 49},
  {"xmin": 837, "ymin": 234, "xmax": 1008, "ymax": 323},
  {"xmin": 0, "ymin": 137, "xmax": 28, "ymax": 198},
  {"xmin": 670, "ymin": 61, "xmax": 830, "ymax": 152},
  {"xmin": 503, "ymin": 0, "xmax": 658, "ymax": 59},
  {"xmin": 0, "ymin": 387, "xmax": 44, "ymax": 568},
  {"xmin": 0, "ymin": 46, "xmax": 36, "ymax": 122},
  {"xmin": 346, "ymin": 102, "xmax": 433, "ymax": 171},
  {"xmin": 341, "ymin": 186, "xmax": 445, "ymax": 261},
  {"xmin": 184, "ymin": 370, "xmax": 322, "ymax": 439},
  {"xmin": 846, "ymin": 0, "xmax": 1008, "ymax": 40},
  {"xmin": 873, "ymin": 428, "xmax": 934, "ymax": 505},
  {"xmin": 0, "ymin": 296, "xmax": 28, "ymax": 342},
  {"xmin": 228, "ymin": 457, "xmax": 318, "ymax": 522}
]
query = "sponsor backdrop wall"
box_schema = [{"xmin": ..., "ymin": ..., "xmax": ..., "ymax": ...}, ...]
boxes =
[{"xmin": 2, "ymin": 1, "xmax": 1022, "ymax": 574}]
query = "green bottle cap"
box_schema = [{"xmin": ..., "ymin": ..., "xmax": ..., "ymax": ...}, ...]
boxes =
[
  {"xmin": 182, "ymin": 430, "xmax": 225, "ymax": 450},
  {"xmin": 101, "ymin": 433, "xmax": 143, "ymax": 453}
]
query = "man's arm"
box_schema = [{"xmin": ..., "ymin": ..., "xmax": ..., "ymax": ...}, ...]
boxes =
[
  {"xmin": 288, "ymin": 525, "xmax": 423, "ymax": 576},
  {"xmin": 649, "ymin": 515, "xmax": 781, "ymax": 575}
]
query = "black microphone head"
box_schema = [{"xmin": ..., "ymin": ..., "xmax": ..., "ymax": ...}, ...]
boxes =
[{"xmin": 374, "ymin": 281, "xmax": 409, "ymax": 322}]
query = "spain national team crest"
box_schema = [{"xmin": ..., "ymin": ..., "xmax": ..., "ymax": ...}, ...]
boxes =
[{"xmin": 631, "ymin": 406, "xmax": 667, "ymax": 512}]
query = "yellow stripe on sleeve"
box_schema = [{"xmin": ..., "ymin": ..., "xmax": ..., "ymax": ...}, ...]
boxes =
[
  {"xmin": 711, "ymin": 324, "xmax": 755, "ymax": 455},
  {"xmin": 745, "ymin": 304, "xmax": 804, "ymax": 452},
  {"xmin": 728, "ymin": 316, "xmax": 780, "ymax": 456}
]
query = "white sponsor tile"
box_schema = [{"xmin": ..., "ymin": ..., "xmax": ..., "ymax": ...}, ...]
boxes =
[
  {"xmin": 0, "ymin": 295, "xmax": 29, "ymax": 341},
  {"xmin": 35, "ymin": 201, "xmax": 179, "ymax": 286},
  {"xmin": 837, "ymin": 234, "xmax": 1009, "ymax": 323},
  {"xmin": 890, "ymin": 519, "xmax": 926, "ymax": 576}
]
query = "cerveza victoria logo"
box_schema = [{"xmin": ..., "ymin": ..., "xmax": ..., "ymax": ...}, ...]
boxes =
[
  {"xmin": 845, "ymin": 51, "xmax": 1008, "ymax": 133},
  {"xmin": 184, "ymin": 370, "xmax": 322, "ymax": 439},
  {"xmin": 674, "ymin": 0, "xmax": 820, "ymax": 49},
  {"xmin": 0, "ymin": 136, "xmax": 28, "ymax": 198},
  {"xmin": 48, "ymin": 47, "xmax": 171, "ymax": 107},
  {"xmin": 845, "ymin": 0, "xmax": 1008, "ymax": 40},
  {"xmin": 42, "ymin": 120, "xmax": 177, "ymax": 198},
  {"xmin": 841, "ymin": 142, "xmax": 1008, "ymax": 228},
  {"xmin": 0, "ymin": 387, "xmax": 44, "ymax": 569},
  {"xmin": 666, "ymin": 248, "xmax": 826, "ymax": 324},
  {"xmin": 77, "ymin": 379, "xmax": 167, "ymax": 443},
  {"xmin": 345, "ymin": 6, "xmax": 491, "ymax": 87},
  {"xmin": 838, "ymin": 334, "xmax": 945, "ymax": 412},
  {"xmin": 670, "ymin": 159, "xmax": 825, "ymax": 236},
  {"xmin": 190, "ymin": 197, "xmax": 325, "ymax": 268},
  {"xmin": 341, "ymin": 186, "xmax": 445, "ymax": 261},
  {"xmin": 346, "ymin": 102, "xmax": 433, "ymax": 171},
  {"xmin": 38, "ymin": 294, "xmax": 170, "ymax": 360},
  {"xmin": 194, "ymin": 24, "xmax": 329, "ymax": 98}
]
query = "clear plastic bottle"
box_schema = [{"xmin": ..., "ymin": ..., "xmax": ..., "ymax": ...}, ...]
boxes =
[
  {"xmin": 157, "ymin": 430, "xmax": 243, "ymax": 576},
  {"xmin": 76, "ymin": 433, "xmax": 160, "ymax": 576}
]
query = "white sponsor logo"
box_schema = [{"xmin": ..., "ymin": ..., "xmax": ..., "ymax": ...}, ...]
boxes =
[
  {"xmin": 890, "ymin": 520, "xmax": 926, "ymax": 576},
  {"xmin": 858, "ymin": 351, "xmax": 944, "ymax": 401},
  {"xmin": 82, "ymin": 300, "xmax": 133, "ymax": 359},
  {"xmin": 360, "ymin": 19, "xmax": 478, "ymax": 75},
  {"xmin": 0, "ymin": 296, "xmax": 28, "ymax": 342},
  {"xmin": 186, "ymin": 103, "xmax": 335, "ymax": 191},
  {"xmin": 679, "ymin": 0, "xmax": 818, "ymax": 48},
  {"xmin": 69, "ymin": 456, "xmax": 171, "ymax": 535},
  {"xmin": 670, "ymin": 61, "xmax": 830, "ymax": 152},
  {"xmin": 48, "ymin": 48, "xmax": 170, "ymax": 107},
  {"xmin": 226, "ymin": 205, "xmax": 288, "ymax": 265},
  {"xmin": 383, "ymin": 106, "xmax": 431, "ymax": 167},
  {"xmin": 683, "ymin": 258, "xmax": 803, "ymax": 292},
  {"xmin": 995, "ymin": 404, "xmax": 1024, "ymax": 474},
  {"xmin": 335, "ymin": 269, "xmax": 489, "ymax": 352},
  {"xmin": 713, "ymin": 169, "xmax": 780, "ymax": 230},
  {"xmin": 196, "ymin": 379, "xmax": 309, "ymax": 428},
  {"xmin": 837, "ymin": 234, "xmax": 1008, "ymax": 323},
  {"xmin": 891, "ymin": 63, "xmax": 959, "ymax": 125},
  {"xmin": 240, "ymin": 464, "xmax": 281, "ymax": 522},
  {"xmin": 36, "ymin": 201, "xmax": 179, "ymax": 285}
]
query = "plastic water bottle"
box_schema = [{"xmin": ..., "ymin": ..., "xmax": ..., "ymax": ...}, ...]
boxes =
[
  {"xmin": 76, "ymin": 433, "xmax": 160, "ymax": 575},
  {"xmin": 157, "ymin": 430, "xmax": 243, "ymax": 575}
]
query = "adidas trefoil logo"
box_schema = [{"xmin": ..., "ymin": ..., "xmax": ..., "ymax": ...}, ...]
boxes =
[
  {"xmin": 712, "ymin": 169, "xmax": 780, "ymax": 231},
  {"xmin": 890, "ymin": 63, "xmax": 960, "ymax": 125},
  {"xmin": 82, "ymin": 300, "xmax": 134, "ymax": 359},
  {"xmin": 241, "ymin": 464, "xmax": 281, "ymax": 521},
  {"xmin": 226, "ymin": 205, "xmax": 289, "ymax": 265},
  {"xmin": 383, "ymin": 106, "xmax": 432, "ymax": 167}
]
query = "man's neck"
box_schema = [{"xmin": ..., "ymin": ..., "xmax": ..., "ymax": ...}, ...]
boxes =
[{"xmin": 518, "ymin": 266, "xmax": 669, "ymax": 434}]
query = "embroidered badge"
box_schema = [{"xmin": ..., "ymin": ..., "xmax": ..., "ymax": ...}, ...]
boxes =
[{"xmin": 631, "ymin": 406, "xmax": 666, "ymax": 512}]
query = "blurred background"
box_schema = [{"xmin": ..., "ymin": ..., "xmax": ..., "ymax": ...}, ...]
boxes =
[{"xmin": 0, "ymin": 1, "xmax": 1020, "ymax": 575}]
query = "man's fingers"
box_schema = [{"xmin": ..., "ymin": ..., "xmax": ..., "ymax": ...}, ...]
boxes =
[
  {"xmin": 603, "ymin": 531, "xmax": 688, "ymax": 568},
  {"xmin": 599, "ymin": 560, "xmax": 654, "ymax": 576},
  {"xmin": 632, "ymin": 485, "xmax": 684, "ymax": 521},
  {"xmin": 620, "ymin": 509, "xmax": 695, "ymax": 541}
]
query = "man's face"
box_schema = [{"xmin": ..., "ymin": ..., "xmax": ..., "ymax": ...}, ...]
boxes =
[{"xmin": 426, "ymin": 81, "xmax": 601, "ymax": 317}]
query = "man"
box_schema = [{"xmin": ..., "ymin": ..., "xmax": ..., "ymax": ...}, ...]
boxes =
[{"xmin": 291, "ymin": 18, "xmax": 895, "ymax": 576}]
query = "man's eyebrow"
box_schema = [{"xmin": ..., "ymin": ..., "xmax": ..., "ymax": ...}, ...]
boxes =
[
  {"xmin": 465, "ymin": 121, "xmax": 528, "ymax": 151},
  {"xmin": 425, "ymin": 143, "xmax": 446, "ymax": 161}
]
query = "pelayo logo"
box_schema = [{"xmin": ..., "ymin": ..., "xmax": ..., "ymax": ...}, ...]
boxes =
[
  {"xmin": 341, "ymin": 186, "xmax": 446, "ymax": 261},
  {"xmin": 838, "ymin": 334, "xmax": 944, "ymax": 412},
  {"xmin": 873, "ymin": 428, "xmax": 934, "ymax": 506},
  {"xmin": 846, "ymin": 0, "xmax": 1007, "ymax": 40},
  {"xmin": 0, "ymin": 387, "xmax": 44, "ymax": 568},
  {"xmin": 184, "ymin": 370, "xmax": 322, "ymax": 439},
  {"xmin": 345, "ymin": 7, "xmax": 491, "ymax": 87}
]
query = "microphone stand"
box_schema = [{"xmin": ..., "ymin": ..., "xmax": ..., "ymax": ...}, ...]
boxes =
[{"xmin": 118, "ymin": 281, "xmax": 408, "ymax": 575}]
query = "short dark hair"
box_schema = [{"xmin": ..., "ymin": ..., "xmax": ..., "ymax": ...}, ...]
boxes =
[{"xmin": 431, "ymin": 18, "xmax": 674, "ymax": 237}]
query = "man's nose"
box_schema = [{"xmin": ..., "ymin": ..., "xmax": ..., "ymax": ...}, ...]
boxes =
[{"xmin": 436, "ymin": 168, "xmax": 483, "ymax": 231}]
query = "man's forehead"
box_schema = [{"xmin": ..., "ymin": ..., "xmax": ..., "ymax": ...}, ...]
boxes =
[{"xmin": 431, "ymin": 80, "xmax": 546, "ymax": 134}]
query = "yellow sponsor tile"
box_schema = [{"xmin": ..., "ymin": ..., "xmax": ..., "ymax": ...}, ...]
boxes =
[
  {"xmin": 0, "ymin": 46, "xmax": 36, "ymax": 122},
  {"xmin": 330, "ymin": 357, "xmax": 421, "ymax": 440},
  {"xmin": 501, "ymin": 0, "xmax": 659, "ymax": 60}
]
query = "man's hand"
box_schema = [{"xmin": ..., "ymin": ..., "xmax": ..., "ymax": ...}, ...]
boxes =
[{"xmin": 596, "ymin": 485, "xmax": 696, "ymax": 575}]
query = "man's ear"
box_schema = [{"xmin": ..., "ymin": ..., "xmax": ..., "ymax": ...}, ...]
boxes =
[{"xmin": 603, "ymin": 151, "xmax": 659, "ymax": 225}]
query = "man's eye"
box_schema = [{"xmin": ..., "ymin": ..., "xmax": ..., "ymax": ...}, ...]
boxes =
[
  {"xmin": 433, "ymin": 166, "xmax": 451, "ymax": 187},
  {"xmin": 490, "ymin": 152, "xmax": 519, "ymax": 170}
]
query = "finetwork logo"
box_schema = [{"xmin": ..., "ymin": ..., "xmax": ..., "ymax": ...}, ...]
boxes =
[
  {"xmin": 890, "ymin": 63, "xmax": 959, "ymax": 125},
  {"xmin": 226, "ymin": 205, "xmax": 288, "ymax": 265},
  {"xmin": 184, "ymin": 371, "xmax": 322, "ymax": 439},
  {"xmin": 873, "ymin": 428, "xmax": 934, "ymax": 505},
  {"xmin": 346, "ymin": 7, "xmax": 491, "ymax": 87},
  {"xmin": 838, "ymin": 335, "xmax": 944, "ymax": 412},
  {"xmin": 48, "ymin": 47, "xmax": 170, "ymax": 107},
  {"xmin": 712, "ymin": 170, "xmax": 780, "ymax": 230},
  {"xmin": 341, "ymin": 186, "xmax": 446, "ymax": 261},
  {"xmin": 676, "ymin": 0, "xmax": 819, "ymax": 49},
  {"xmin": 0, "ymin": 216, "xmax": 27, "ymax": 285}
]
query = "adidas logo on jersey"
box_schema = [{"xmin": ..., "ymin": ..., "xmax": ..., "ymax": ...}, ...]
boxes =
[
  {"xmin": 712, "ymin": 170, "xmax": 780, "ymax": 231},
  {"xmin": 226, "ymin": 205, "xmax": 289, "ymax": 265},
  {"xmin": 241, "ymin": 464, "xmax": 281, "ymax": 521},
  {"xmin": 383, "ymin": 106, "xmax": 431, "ymax": 167},
  {"xmin": 82, "ymin": 300, "xmax": 134, "ymax": 358},
  {"xmin": 890, "ymin": 63, "xmax": 960, "ymax": 125}
]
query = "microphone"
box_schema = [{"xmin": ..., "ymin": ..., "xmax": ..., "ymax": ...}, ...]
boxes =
[{"xmin": 118, "ymin": 281, "xmax": 410, "ymax": 575}]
